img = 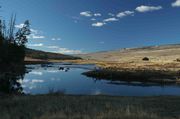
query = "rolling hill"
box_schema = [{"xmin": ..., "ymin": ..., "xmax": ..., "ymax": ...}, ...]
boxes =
[
  {"xmin": 79, "ymin": 44, "xmax": 180, "ymax": 63},
  {"xmin": 25, "ymin": 48, "xmax": 81, "ymax": 60}
]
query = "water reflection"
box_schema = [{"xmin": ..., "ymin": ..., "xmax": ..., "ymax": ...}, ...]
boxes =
[
  {"xmin": 1, "ymin": 63, "xmax": 180, "ymax": 96},
  {"xmin": 0, "ymin": 64, "xmax": 26, "ymax": 94},
  {"xmin": 23, "ymin": 63, "xmax": 180, "ymax": 96}
]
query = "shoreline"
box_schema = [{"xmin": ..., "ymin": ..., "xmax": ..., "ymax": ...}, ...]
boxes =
[
  {"xmin": 83, "ymin": 68, "xmax": 180, "ymax": 84},
  {"xmin": 25, "ymin": 59, "xmax": 180, "ymax": 84}
]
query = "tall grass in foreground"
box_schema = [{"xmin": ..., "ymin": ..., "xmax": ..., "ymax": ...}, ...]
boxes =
[{"xmin": 0, "ymin": 95, "xmax": 180, "ymax": 119}]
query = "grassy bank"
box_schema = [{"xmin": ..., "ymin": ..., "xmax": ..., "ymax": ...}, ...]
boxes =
[
  {"xmin": 83, "ymin": 68, "xmax": 180, "ymax": 84},
  {"xmin": 1, "ymin": 95, "xmax": 180, "ymax": 119}
]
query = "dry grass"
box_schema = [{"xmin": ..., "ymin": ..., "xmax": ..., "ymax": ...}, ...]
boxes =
[
  {"xmin": 25, "ymin": 44, "xmax": 180, "ymax": 72},
  {"xmin": 1, "ymin": 95, "xmax": 180, "ymax": 119}
]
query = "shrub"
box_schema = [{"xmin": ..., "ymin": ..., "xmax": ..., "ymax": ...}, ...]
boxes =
[
  {"xmin": 142, "ymin": 57, "xmax": 149, "ymax": 61},
  {"xmin": 176, "ymin": 58, "xmax": 180, "ymax": 62}
]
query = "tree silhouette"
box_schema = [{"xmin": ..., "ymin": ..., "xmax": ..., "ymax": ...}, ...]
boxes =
[
  {"xmin": 0, "ymin": 15, "xmax": 31, "ymax": 64},
  {"xmin": 15, "ymin": 20, "xmax": 30, "ymax": 46},
  {"xmin": 0, "ymin": 14, "xmax": 31, "ymax": 94}
]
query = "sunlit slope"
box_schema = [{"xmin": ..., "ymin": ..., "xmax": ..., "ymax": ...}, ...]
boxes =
[{"xmin": 79, "ymin": 44, "xmax": 180, "ymax": 62}]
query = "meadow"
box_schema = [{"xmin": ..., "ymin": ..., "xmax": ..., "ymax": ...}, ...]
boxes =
[{"xmin": 1, "ymin": 94, "xmax": 180, "ymax": 119}]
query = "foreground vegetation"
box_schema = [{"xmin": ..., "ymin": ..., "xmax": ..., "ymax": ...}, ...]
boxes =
[
  {"xmin": 0, "ymin": 94, "xmax": 180, "ymax": 119},
  {"xmin": 0, "ymin": 15, "xmax": 30, "ymax": 94},
  {"xmin": 0, "ymin": 16, "xmax": 30, "ymax": 64}
]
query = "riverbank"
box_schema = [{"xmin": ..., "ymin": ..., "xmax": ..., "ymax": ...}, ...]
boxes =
[
  {"xmin": 25, "ymin": 58, "xmax": 180, "ymax": 84},
  {"xmin": 1, "ymin": 94, "xmax": 180, "ymax": 119},
  {"xmin": 83, "ymin": 67, "xmax": 180, "ymax": 84}
]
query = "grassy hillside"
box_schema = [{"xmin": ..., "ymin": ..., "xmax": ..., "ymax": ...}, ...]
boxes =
[
  {"xmin": 25, "ymin": 48, "xmax": 81, "ymax": 60},
  {"xmin": 79, "ymin": 44, "xmax": 180, "ymax": 63}
]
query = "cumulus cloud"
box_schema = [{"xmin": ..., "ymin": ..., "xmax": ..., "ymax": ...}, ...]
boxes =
[
  {"xmin": 108, "ymin": 13, "xmax": 115, "ymax": 16},
  {"xmin": 172, "ymin": 0, "xmax": 180, "ymax": 7},
  {"xmin": 103, "ymin": 17, "xmax": 118, "ymax": 22},
  {"xmin": 15, "ymin": 23, "xmax": 25, "ymax": 28},
  {"xmin": 80, "ymin": 11, "xmax": 92, "ymax": 17},
  {"xmin": 94, "ymin": 13, "xmax": 101, "ymax": 17},
  {"xmin": 16, "ymin": 23, "xmax": 45, "ymax": 39},
  {"xmin": 29, "ymin": 29, "xmax": 45, "ymax": 39},
  {"xmin": 135, "ymin": 5, "xmax": 162, "ymax": 13},
  {"xmin": 92, "ymin": 22, "xmax": 105, "ymax": 27},
  {"xmin": 28, "ymin": 43, "xmax": 43, "ymax": 47},
  {"xmin": 116, "ymin": 11, "xmax": 134, "ymax": 18}
]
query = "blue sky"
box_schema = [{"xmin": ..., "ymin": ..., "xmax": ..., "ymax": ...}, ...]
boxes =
[{"xmin": 1, "ymin": 0, "xmax": 180, "ymax": 54}]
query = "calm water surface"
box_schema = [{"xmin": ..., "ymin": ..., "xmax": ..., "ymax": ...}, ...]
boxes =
[{"xmin": 22, "ymin": 63, "xmax": 180, "ymax": 96}]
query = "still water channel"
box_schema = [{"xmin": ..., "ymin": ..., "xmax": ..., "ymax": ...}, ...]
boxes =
[{"xmin": 21, "ymin": 63, "xmax": 180, "ymax": 96}]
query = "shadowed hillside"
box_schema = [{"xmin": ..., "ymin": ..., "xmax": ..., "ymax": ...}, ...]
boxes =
[{"xmin": 25, "ymin": 48, "xmax": 81, "ymax": 60}]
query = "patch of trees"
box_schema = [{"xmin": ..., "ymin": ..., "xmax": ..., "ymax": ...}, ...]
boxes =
[{"xmin": 0, "ymin": 15, "xmax": 30, "ymax": 64}]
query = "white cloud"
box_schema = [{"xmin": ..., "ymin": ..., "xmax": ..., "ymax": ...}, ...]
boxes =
[
  {"xmin": 72, "ymin": 16, "xmax": 80, "ymax": 20},
  {"xmin": 29, "ymin": 34, "xmax": 45, "ymax": 39},
  {"xmin": 94, "ymin": 13, "xmax": 101, "ymax": 17},
  {"xmin": 46, "ymin": 45, "xmax": 82, "ymax": 54},
  {"xmin": 28, "ymin": 43, "xmax": 43, "ymax": 47},
  {"xmin": 29, "ymin": 71, "xmax": 43, "ymax": 75},
  {"xmin": 172, "ymin": 0, "xmax": 180, "ymax": 7},
  {"xmin": 31, "ymin": 79, "xmax": 44, "ymax": 83},
  {"xmin": 29, "ymin": 86, "xmax": 37, "ymax": 90},
  {"xmin": 135, "ymin": 5, "xmax": 162, "ymax": 13},
  {"xmin": 47, "ymin": 71, "xmax": 59, "ymax": 73},
  {"xmin": 92, "ymin": 22, "xmax": 105, "ymax": 27},
  {"xmin": 27, "ymin": 33, "xmax": 45, "ymax": 39},
  {"xmin": 51, "ymin": 38, "xmax": 61, "ymax": 41},
  {"xmin": 91, "ymin": 18, "xmax": 96, "ymax": 21},
  {"xmin": 117, "ymin": 11, "xmax": 134, "ymax": 18},
  {"xmin": 15, "ymin": 23, "xmax": 24, "ymax": 28},
  {"xmin": 57, "ymin": 48, "xmax": 82, "ymax": 54},
  {"xmin": 16, "ymin": 23, "xmax": 45, "ymax": 39},
  {"xmin": 80, "ymin": 11, "xmax": 92, "ymax": 17},
  {"xmin": 103, "ymin": 17, "xmax": 118, "ymax": 22},
  {"xmin": 47, "ymin": 46, "xmax": 59, "ymax": 49},
  {"xmin": 30, "ymin": 29, "xmax": 38, "ymax": 34},
  {"xmin": 108, "ymin": 13, "xmax": 115, "ymax": 16}
]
